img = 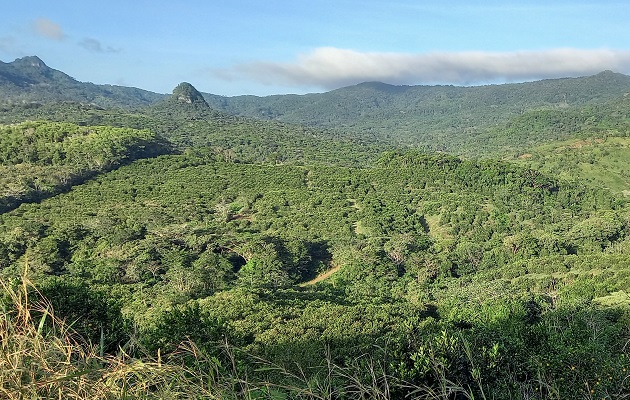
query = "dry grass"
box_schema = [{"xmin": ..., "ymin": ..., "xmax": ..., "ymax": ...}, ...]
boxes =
[{"xmin": 0, "ymin": 275, "xmax": 232, "ymax": 399}]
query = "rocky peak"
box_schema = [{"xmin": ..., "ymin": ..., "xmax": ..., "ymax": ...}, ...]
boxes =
[
  {"xmin": 13, "ymin": 56, "xmax": 48, "ymax": 69},
  {"xmin": 171, "ymin": 82, "xmax": 208, "ymax": 106}
]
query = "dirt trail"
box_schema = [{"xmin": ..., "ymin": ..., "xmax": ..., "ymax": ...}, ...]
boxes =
[{"xmin": 299, "ymin": 265, "xmax": 341, "ymax": 286}]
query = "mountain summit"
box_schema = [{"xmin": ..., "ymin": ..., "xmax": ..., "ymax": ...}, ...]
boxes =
[
  {"xmin": 171, "ymin": 82, "xmax": 208, "ymax": 107},
  {"xmin": 148, "ymin": 82, "xmax": 212, "ymax": 118},
  {"xmin": 0, "ymin": 55, "xmax": 71, "ymax": 86},
  {"xmin": 11, "ymin": 56, "xmax": 48, "ymax": 69},
  {"xmin": 0, "ymin": 55, "xmax": 163, "ymax": 107}
]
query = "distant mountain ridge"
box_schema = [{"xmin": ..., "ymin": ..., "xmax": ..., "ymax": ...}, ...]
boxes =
[
  {"xmin": 2, "ymin": 55, "xmax": 630, "ymax": 155},
  {"xmin": 3, "ymin": 55, "xmax": 629, "ymax": 113},
  {"xmin": 201, "ymin": 70, "xmax": 630, "ymax": 152},
  {"xmin": 0, "ymin": 56, "xmax": 164, "ymax": 108},
  {"xmin": 203, "ymin": 70, "xmax": 630, "ymax": 117}
]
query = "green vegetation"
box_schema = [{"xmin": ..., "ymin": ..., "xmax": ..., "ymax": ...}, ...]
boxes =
[
  {"xmin": 512, "ymin": 136, "xmax": 630, "ymax": 195},
  {"xmin": 1, "ymin": 149, "xmax": 629, "ymax": 398},
  {"xmin": 4, "ymin": 55, "xmax": 630, "ymax": 158},
  {"xmin": 504, "ymin": 95, "xmax": 630, "ymax": 195},
  {"xmin": 1, "ymin": 62, "xmax": 630, "ymax": 398},
  {"xmin": 0, "ymin": 89, "xmax": 393, "ymax": 168},
  {"xmin": 204, "ymin": 71, "xmax": 630, "ymax": 156},
  {"xmin": 0, "ymin": 121, "xmax": 168, "ymax": 212},
  {"xmin": 0, "ymin": 56, "xmax": 163, "ymax": 108}
]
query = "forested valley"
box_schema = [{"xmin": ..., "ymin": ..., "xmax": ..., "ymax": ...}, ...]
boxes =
[{"xmin": 1, "ymin": 56, "xmax": 629, "ymax": 399}]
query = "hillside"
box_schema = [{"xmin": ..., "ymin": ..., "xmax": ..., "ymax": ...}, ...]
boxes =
[
  {"xmin": 3, "ymin": 56, "xmax": 630, "ymax": 157},
  {"xmin": 0, "ymin": 121, "xmax": 169, "ymax": 212},
  {"xmin": 1, "ymin": 150, "xmax": 629, "ymax": 398},
  {"xmin": 1, "ymin": 58, "xmax": 630, "ymax": 398},
  {"xmin": 0, "ymin": 83, "xmax": 393, "ymax": 167},
  {"xmin": 512, "ymin": 136, "xmax": 630, "ymax": 195},
  {"xmin": 0, "ymin": 56, "xmax": 163, "ymax": 108},
  {"xmin": 203, "ymin": 71, "xmax": 630, "ymax": 154}
]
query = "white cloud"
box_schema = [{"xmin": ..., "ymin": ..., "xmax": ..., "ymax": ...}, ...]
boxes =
[
  {"xmin": 79, "ymin": 38, "xmax": 120, "ymax": 53},
  {"xmin": 32, "ymin": 18, "xmax": 66, "ymax": 41},
  {"xmin": 217, "ymin": 47, "xmax": 630, "ymax": 90}
]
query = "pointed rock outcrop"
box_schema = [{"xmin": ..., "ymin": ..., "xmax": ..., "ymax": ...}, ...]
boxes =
[
  {"xmin": 12, "ymin": 56, "xmax": 48, "ymax": 69},
  {"xmin": 171, "ymin": 82, "xmax": 209, "ymax": 107}
]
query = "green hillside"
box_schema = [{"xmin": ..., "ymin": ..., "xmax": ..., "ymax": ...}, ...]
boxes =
[
  {"xmin": 1, "ymin": 60, "xmax": 630, "ymax": 398},
  {"xmin": 512, "ymin": 137, "xmax": 630, "ymax": 195},
  {"xmin": 0, "ymin": 121, "xmax": 168, "ymax": 212},
  {"xmin": 0, "ymin": 56, "xmax": 163, "ymax": 108},
  {"xmin": 204, "ymin": 71, "xmax": 630, "ymax": 155},
  {"xmin": 499, "ymin": 94, "xmax": 630, "ymax": 195},
  {"xmin": 1, "ymin": 150, "xmax": 629, "ymax": 398},
  {"xmin": 4, "ymin": 55, "xmax": 630, "ymax": 157},
  {"xmin": 468, "ymin": 91, "xmax": 630, "ymax": 156},
  {"xmin": 0, "ymin": 83, "xmax": 393, "ymax": 167}
]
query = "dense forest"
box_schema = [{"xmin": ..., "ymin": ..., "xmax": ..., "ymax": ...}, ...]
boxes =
[
  {"xmin": 202, "ymin": 71, "xmax": 630, "ymax": 156},
  {"xmin": 1, "ymin": 57, "xmax": 629, "ymax": 399}
]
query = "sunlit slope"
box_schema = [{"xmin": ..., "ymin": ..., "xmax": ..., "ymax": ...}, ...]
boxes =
[
  {"xmin": 0, "ymin": 121, "xmax": 168, "ymax": 212},
  {"xmin": 512, "ymin": 136, "xmax": 630, "ymax": 195}
]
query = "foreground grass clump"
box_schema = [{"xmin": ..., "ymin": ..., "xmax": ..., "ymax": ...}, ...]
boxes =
[{"xmin": 0, "ymin": 277, "xmax": 233, "ymax": 399}]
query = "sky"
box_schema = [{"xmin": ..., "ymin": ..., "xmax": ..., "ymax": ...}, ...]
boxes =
[{"xmin": 1, "ymin": 0, "xmax": 629, "ymax": 96}]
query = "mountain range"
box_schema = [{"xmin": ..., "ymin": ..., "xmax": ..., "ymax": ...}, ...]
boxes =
[
  {"xmin": 3, "ymin": 55, "xmax": 630, "ymax": 155},
  {"xmin": 4, "ymin": 56, "xmax": 630, "ymax": 110},
  {"xmin": 0, "ymin": 56, "xmax": 163, "ymax": 107},
  {"xmin": 2, "ymin": 55, "xmax": 630, "ymax": 399}
]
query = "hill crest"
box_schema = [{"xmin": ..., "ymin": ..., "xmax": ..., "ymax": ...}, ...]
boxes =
[
  {"xmin": 172, "ymin": 82, "xmax": 209, "ymax": 106},
  {"xmin": 0, "ymin": 56, "xmax": 164, "ymax": 108}
]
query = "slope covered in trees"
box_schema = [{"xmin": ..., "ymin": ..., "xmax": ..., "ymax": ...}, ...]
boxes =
[
  {"xmin": 1, "ymin": 150, "xmax": 628, "ymax": 398},
  {"xmin": 511, "ymin": 136, "xmax": 630, "ymax": 195},
  {"xmin": 0, "ymin": 86, "xmax": 394, "ymax": 167},
  {"xmin": 203, "ymin": 71, "xmax": 630, "ymax": 155},
  {"xmin": 0, "ymin": 121, "xmax": 168, "ymax": 212},
  {"xmin": 468, "ymin": 91, "xmax": 630, "ymax": 156},
  {"xmin": 1, "ymin": 59, "xmax": 630, "ymax": 398},
  {"xmin": 0, "ymin": 56, "xmax": 163, "ymax": 108},
  {"xmin": 3, "ymin": 56, "xmax": 630, "ymax": 157}
]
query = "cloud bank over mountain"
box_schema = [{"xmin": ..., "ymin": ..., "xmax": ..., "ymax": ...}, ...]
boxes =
[{"xmin": 217, "ymin": 47, "xmax": 630, "ymax": 90}]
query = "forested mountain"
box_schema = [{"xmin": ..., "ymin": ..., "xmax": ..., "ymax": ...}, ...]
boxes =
[
  {"xmin": 0, "ymin": 82, "xmax": 393, "ymax": 212},
  {"xmin": 0, "ymin": 90, "xmax": 392, "ymax": 168},
  {"xmin": 205, "ymin": 71, "xmax": 630, "ymax": 122},
  {"xmin": 0, "ymin": 56, "xmax": 163, "ymax": 108},
  {"xmin": 3, "ymin": 55, "xmax": 630, "ymax": 156},
  {"xmin": 203, "ymin": 71, "xmax": 630, "ymax": 154},
  {"xmin": 1, "ymin": 57, "xmax": 630, "ymax": 399}
]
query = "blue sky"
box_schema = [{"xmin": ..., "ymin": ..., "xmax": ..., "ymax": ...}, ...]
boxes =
[{"xmin": 1, "ymin": 1, "xmax": 629, "ymax": 96}]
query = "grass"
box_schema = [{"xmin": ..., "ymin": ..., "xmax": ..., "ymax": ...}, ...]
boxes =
[
  {"xmin": 512, "ymin": 136, "xmax": 630, "ymax": 195},
  {"xmin": 424, "ymin": 214, "xmax": 453, "ymax": 242},
  {"xmin": 0, "ymin": 275, "xmax": 233, "ymax": 399},
  {"xmin": 2, "ymin": 272, "xmax": 629, "ymax": 399}
]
